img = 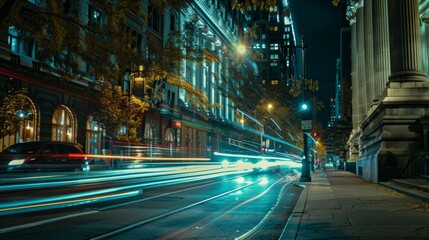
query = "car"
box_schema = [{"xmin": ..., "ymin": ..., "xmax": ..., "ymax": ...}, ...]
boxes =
[{"xmin": 0, "ymin": 141, "xmax": 90, "ymax": 172}]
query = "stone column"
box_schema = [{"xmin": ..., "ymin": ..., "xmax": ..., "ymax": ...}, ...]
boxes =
[
  {"xmin": 364, "ymin": 1, "xmax": 375, "ymax": 105},
  {"xmin": 372, "ymin": 0, "xmax": 390, "ymax": 97},
  {"xmin": 388, "ymin": 0, "xmax": 427, "ymax": 82},
  {"xmin": 356, "ymin": 3, "xmax": 367, "ymax": 120},
  {"xmin": 348, "ymin": 1, "xmax": 361, "ymax": 129}
]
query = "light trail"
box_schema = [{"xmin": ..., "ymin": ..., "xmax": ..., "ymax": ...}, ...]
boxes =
[
  {"xmin": 0, "ymin": 166, "xmax": 253, "ymax": 216},
  {"xmin": 69, "ymin": 153, "xmax": 211, "ymax": 162},
  {"xmin": 0, "ymin": 164, "xmax": 224, "ymax": 192}
]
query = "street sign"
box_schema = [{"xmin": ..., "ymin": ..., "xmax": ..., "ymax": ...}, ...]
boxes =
[{"xmin": 301, "ymin": 120, "xmax": 313, "ymax": 130}]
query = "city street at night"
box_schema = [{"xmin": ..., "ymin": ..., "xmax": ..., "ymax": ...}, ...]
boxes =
[
  {"xmin": 0, "ymin": 165, "xmax": 301, "ymax": 239},
  {"xmin": 3, "ymin": 0, "xmax": 429, "ymax": 239}
]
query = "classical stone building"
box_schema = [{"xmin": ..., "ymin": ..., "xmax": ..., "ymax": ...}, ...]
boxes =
[{"xmin": 347, "ymin": 0, "xmax": 429, "ymax": 182}]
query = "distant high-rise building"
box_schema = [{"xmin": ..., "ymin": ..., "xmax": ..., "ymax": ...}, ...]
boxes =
[{"xmin": 246, "ymin": 0, "xmax": 297, "ymax": 101}]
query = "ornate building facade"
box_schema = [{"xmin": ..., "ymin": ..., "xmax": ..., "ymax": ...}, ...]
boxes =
[
  {"xmin": 347, "ymin": 0, "xmax": 429, "ymax": 182},
  {"xmin": 0, "ymin": 0, "xmax": 255, "ymax": 158}
]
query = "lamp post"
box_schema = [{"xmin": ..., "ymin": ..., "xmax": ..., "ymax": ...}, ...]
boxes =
[
  {"xmin": 124, "ymin": 65, "xmax": 145, "ymax": 140},
  {"xmin": 300, "ymin": 35, "xmax": 311, "ymax": 182}
]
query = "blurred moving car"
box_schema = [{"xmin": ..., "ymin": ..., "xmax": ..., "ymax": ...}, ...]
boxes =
[{"xmin": 0, "ymin": 141, "xmax": 90, "ymax": 172}]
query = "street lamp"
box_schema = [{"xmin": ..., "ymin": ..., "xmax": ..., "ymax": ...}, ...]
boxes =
[
  {"xmin": 129, "ymin": 65, "xmax": 146, "ymax": 97},
  {"xmin": 123, "ymin": 65, "xmax": 146, "ymax": 140},
  {"xmin": 237, "ymin": 43, "xmax": 246, "ymax": 55},
  {"xmin": 299, "ymin": 35, "xmax": 311, "ymax": 182}
]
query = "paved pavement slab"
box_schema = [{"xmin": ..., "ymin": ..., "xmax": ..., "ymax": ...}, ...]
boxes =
[{"xmin": 280, "ymin": 169, "xmax": 429, "ymax": 240}]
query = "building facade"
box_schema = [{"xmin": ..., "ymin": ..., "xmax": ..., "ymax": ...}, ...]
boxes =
[
  {"xmin": 0, "ymin": 0, "xmax": 256, "ymax": 158},
  {"xmin": 347, "ymin": 0, "xmax": 429, "ymax": 182}
]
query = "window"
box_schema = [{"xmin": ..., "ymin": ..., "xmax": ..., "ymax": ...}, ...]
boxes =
[
  {"xmin": 148, "ymin": 3, "xmax": 163, "ymax": 34},
  {"xmin": 8, "ymin": 26, "xmax": 34, "ymax": 57},
  {"xmin": 8, "ymin": 26, "xmax": 19, "ymax": 52},
  {"xmin": 86, "ymin": 116, "xmax": 102, "ymax": 155},
  {"xmin": 88, "ymin": 5, "xmax": 102, "ymax": 26},
  {"xmin": 270, "ymin": 54, "xmax": 279, "ymax": 60},
  {"xmin": 144, "ymin": 123, "xmax": 153, "ymax": 141},
  {"xmin": 56, "ymin": 144, "xmax": 82, "ymax": 154},
  {"xmin": 270, "ymin": 62, "xmax": 278, "ymax": 67},
  {"xmin": 63, "ymin": 0, "xmax": 71, "ymax": 14},
  {"xmin": 42, "ymin": 144, "xmax": 56, "ymax": 154},
  {"xmin": 170, "ymin": 14, "xmax": 176, "ymax": 31},
  {"xmin": 261, "ymin": 43, "xmax": 266, "ymax": 49},
  {"xmin": 271, "ymin": 80, "xmax": 279, "ymax": 85},
  {"xmin": 165, "ymin": 128, "xmax": 174, "ymax": 142},
  {"xmin": 52, "ymin": 105, "xmax": 75, "ymax": 143},
  {"xmin": 270, "ymin": 43, "xmax": 279, "ymax": 50},
  {"xmin": 261, "ymin": 34, "xmax": 266, "ymax": 40}
]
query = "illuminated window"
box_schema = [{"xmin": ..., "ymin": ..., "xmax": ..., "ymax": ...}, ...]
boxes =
[
  {"xmin": 270, "ymin": 43, "xmax": 279, "ymax": 50},
  {"xmin": 270, "ymin": 62, "xmax": 278, "ymax": 67},
  {"xmin": 13, "ymin": 96, "xmax": 37, "ymax": 144},
  {"xmin": 88, "ymin": 4, "xmax": 103, "ymax": 26},
  {"xmin": 271, "ymin": 80, "xmax": 279, "ymax": 85},
  {"xmin": 8, "ymin": 26, "xmax": 19, "ymax": 52},
  {"xmin": 269, "ymin": 6, "xmax": 278, "ymax": 12},
  {"xmin": 262, "ymin": 43, "xmax": 266, "ymax": 49},
  {"xmin": 270, "ymin": 54, "xmax": 279, "ymax": 60},
  {"xmin": 52, "ymin": 105, "xmax": 75, "ymax": 143},
  {"xmin": 262, "ymin": 34, "xmax": 266, "ymax": 40},
  {"xmin": 165, "ymin": 128, "xmax": 174, "ymax": 142},
  {"xmin": 262, "ymin": 80, "xmax": 267, "ymax": 84},
  {"xmin": 8, "ymin": 26, "xmax": 34, "ymax": 57},
  {"xmin": 144, "ymin": 123, "xmax": 153, "ymax": 141},
  {"xmin": 86, "ymin": 116, "xmax": 102, "ymax": 155}
]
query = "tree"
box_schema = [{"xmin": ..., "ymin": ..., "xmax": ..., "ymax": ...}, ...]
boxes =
[
  {"xmin": 325, "ymin": 118, "xmax": 352, "ymax": 161},
  {"xmin": 3, "ymin": 1, "xmax": 217, "ymax": 99},
  {"xmin": 91, "ymin": 81, "xmax": 149, "ymax": 142},
  {"xmin": 232, "ymin": 0, "xmax": 278, "ymax": 11},
  {"xmin": 0, "ymin": 88, "xmax": 33, "ymax": 139}
]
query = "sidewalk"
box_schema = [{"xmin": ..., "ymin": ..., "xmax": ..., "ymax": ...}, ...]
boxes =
[{"xmin": 280, "ymin": 168, "xmax": 429, "ymax": 239}]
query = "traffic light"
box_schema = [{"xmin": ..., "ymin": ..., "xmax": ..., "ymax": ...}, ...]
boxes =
[
  {"xmin": 300, "ymin": 103, "xmax": 308, "ymax": 111},
  {"xmin": 300, "ymin": 102, "xmax": 311, "ymax": 120}
]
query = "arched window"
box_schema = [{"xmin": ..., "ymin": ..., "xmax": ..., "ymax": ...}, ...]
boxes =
[
  {"xmin": 0, "ymin": 92, "xmax": 38, "ymax": 151},
  {"xmin": 86, "ymin": 116, "xmax": 102, "ymax": 154},
  {"xmin": 52, "ymin": 105, "xmax": 76, "ymax": 142},
  {"xmin": 16, "ymin": 97, "xmax": 37, "ymax": 143}
]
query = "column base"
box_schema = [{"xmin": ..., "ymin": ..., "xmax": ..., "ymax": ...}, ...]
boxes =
[{"xmin": 388, "ymin": 70, "xmax": 427, "ymax": 83}]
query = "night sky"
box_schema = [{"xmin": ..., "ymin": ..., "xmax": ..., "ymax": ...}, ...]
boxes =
[{"xmin": 289, "ymin": 0, "xmax": 342, "ymax": 126}]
